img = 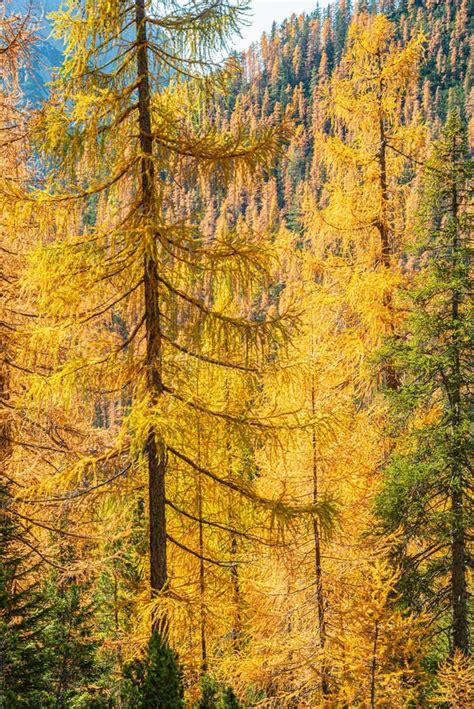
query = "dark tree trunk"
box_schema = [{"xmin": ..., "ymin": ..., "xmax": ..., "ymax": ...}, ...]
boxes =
[
  {"xmin": 311, "ymin": 378, "xmax": 329, "ymax": 696},
  {"xmin": 135, "ymin": 0, "xmax": 167, "ymax": 626},
  {"xmin": 196, "ymin": 417, "xmax": 208, "ymax": 673},
  {"xmin": 376, "ymin": 51, "xmax": 390, "ymax": 269},
  {"xmin": 230, "ymin": 532, "xmax": 242, "ymax": 649},
  {"xmin": 451, "ymin": 486, "xmax": 468, "ymax": 653},
  {"xmin": 370, "ymin": 619, "xmax": 379, "ymax": 709},
  {"xmin": 449, "ymin": 135, "xmax": 468, "ymax": 654},
  {"xmin": 376, "ymin": 50, "xmax": 400, "ymax": 391}
]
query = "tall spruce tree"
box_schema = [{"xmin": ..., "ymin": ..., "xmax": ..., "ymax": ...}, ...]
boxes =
[
  {"xmin": 42, "ymin": 567, "xmax": 102, "ymax": 708},
  {"xmin": 0, "ymin": 483, "xmax": 51, "ymax": 707},
  {"xmin": 376, "ymin": 108, "xmax": 473, "ymax": 657}
]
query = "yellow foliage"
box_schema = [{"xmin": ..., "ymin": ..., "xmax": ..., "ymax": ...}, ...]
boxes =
[{"xmin": 433, "ymin": 651, "xmax": 474, "ymax": 708}]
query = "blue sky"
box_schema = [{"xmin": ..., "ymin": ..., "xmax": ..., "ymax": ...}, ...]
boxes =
[
  {"xmin": 233, "ymin": 1, "xmax": 327, "ymax": 51},
  {"xmin": 7, "ymin": 1, "xmax": 327, "ymax": 56}
]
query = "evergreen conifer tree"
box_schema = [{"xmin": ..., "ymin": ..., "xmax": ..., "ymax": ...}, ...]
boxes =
[
  {"xmin": 122, "ymin": 630, "xmax": 184, "ymax": 708},
  {"xmin": 0, "ymin": 484, "xmax": 50, "ymax": 707},
  {"xmin": 43, "ymin": 567, "xmax": 103, "ymax": 708},
  {"xmin": 195, "ymin": 674, "xmax": 242, "ymax": 709},
  {"xmin": 376, "ymin": 108, "xmax": 473, "ymax": 657}
]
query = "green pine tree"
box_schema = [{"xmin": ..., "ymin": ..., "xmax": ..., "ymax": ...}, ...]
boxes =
[
  {"xmin": 122, "ymin": 631, "xmax": 184, "ymax": 708},
  {"xmin": 376, "ymin": 108, "xmax": 473, "ymax": 658},
  {"xmin": 42, "ymin": 566, "xmax": 105, "ymax": 708},
  {"xmin": 0, "ymin": 484, "xmax": 51, "ymax": 707},
  {"xmin": 195, "ymin": 675, "xmax": 242, "ymax": 709}
]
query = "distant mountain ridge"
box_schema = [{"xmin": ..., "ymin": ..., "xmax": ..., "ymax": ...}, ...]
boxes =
[
  {"xmin": 7, "ymin": 0, "xmax": 62, "ymax": 102},
  {"xmin": 218, "ymin": 0, "xmax": 473, "ymax": 232},
  {"xmin": 8, "ymin": 0, "xmax": 472, "ymax": 120}
]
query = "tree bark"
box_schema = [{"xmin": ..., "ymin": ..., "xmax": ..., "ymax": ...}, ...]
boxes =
[
  {"xmin": 311, "ymin": 376, "xmax": 329, "ymax": 696},
  {"xmin": 376, "ymin": 50, "xmax": 390, "ymax": 268},
  {"xmin": 449, "ymin": 134, "xmax": 468, "ymax": 654},
  {"xmin": 230, "ymin": 532, "xmax": 242, "ymax": 649},
  {"xmin": 196, "ymin": 409, "xmax": 208, "ymax": 673},
  {"xmin": 135, "ymin": 0, "xmax": 167, "ymax": 627},
  {"xmin": 376, "ymin": 49, "xmax": 400, "ymax": 391},
  {"xmin": 370, "ymin": 619, "xmax": 379, "ymax": 709}
]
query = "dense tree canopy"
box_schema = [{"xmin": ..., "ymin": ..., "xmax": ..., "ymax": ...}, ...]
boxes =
[{"xmin": 0, "ymin": 0, "xmax": 472, "ymax": 706}]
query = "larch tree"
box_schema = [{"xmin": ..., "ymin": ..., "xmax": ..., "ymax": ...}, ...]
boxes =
[
  {"xmin": 205, "ymin": 14, "xmax": 428, "ymax": 703},
  {"xmin": 331, "ymin": 560, "xmax": 427, "ymax": 708},
  {"xmin": 2, "ymin": 0, "xmax": 470, "ymax": 703},
  {"xmin": 268, "ymin": 10, "xmax": 427, "ymax": 702},
  {"xmin": 301, "ymin": 7, "xmax": 426, "ymax": 556},
  {"xmin": 0, "ymin": 8, "xmax": 55, "ymax": 705},
  {"xmin": 17, "ymin": 0, "xmax": 331, "ymax": 678},
  {"xmin": 433, "ymin": 649, "xmax": 474, "ymax": 708}
]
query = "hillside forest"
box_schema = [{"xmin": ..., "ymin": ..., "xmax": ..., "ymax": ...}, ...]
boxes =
[{"xmin": 0, "ymin": 0, "xmax": 472, "ymax": 706}]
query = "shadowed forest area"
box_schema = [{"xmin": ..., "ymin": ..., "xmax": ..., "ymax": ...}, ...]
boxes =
[{"xmin": 0, "ymin": 0, "xmax": 472, "ymax": 706}]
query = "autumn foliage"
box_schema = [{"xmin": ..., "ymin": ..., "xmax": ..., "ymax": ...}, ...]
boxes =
[{"xmin": 0, "ymin": 1, "xmax": 472, "ymax": 706}]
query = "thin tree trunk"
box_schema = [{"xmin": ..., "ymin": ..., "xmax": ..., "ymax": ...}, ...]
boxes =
[
  {"xmin": 225, "ymin": 382, "xmax": 242, "ymax": 649},
  {"xmin": 310, "ymin": 377, "xmax": 329, "ymax": 697},
  {"xmin": 370, "ymin": 619, "xmax": 379, "ymax": 709},
  {"xmin": 113, "ymin": 566, "xmax": 123, "ymax": 671},
  {"xmin": 135, "ymin": 0, "xmax": 167, "ymax": 629},
  {"xmin": 376, "ymin": 50, "xmax": 399, "ymax": 391},
  {"xmin": 451, "ymin": 486, "xmax": 468, "ymax": 653},
  {"xmin": 198, "ymin": 507, "xmax": 207, "ymax": 672},
  {"xmin": 0, "ymin": 359, "xmax": 11, "ymax": 470},
  {"xmin": 376, "ymin": 51, "xmax": 390, "ymax": 269},
  {"xmin": 55, "ymin": 522, "xmax": 72, "ymax": 709},
  {"xmin": 449, "ymin": 135, "xmax": 468, "ymax": 654},
  {"xmin": 196, "ymin": 388, "xmax": 208, "ymax": 673},
  {"xmin": 230, "ymin": 532, "xmax": 242, "ymax": 649}
]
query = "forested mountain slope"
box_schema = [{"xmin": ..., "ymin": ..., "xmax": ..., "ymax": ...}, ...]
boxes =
[
  {"xmin": 10, "ymin": 0, "xmax": 472, "ymax": 116},
  {"xmin": 216, "ymin": 0, "xmax": 472, "ymax": 231},
  {"xmin": 0, "ymin": 0, "xmax": 472, "ymax": 706},
  {"xmin": 6, "ymin": 0, "xmax": 62, "ymax": 101}
]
